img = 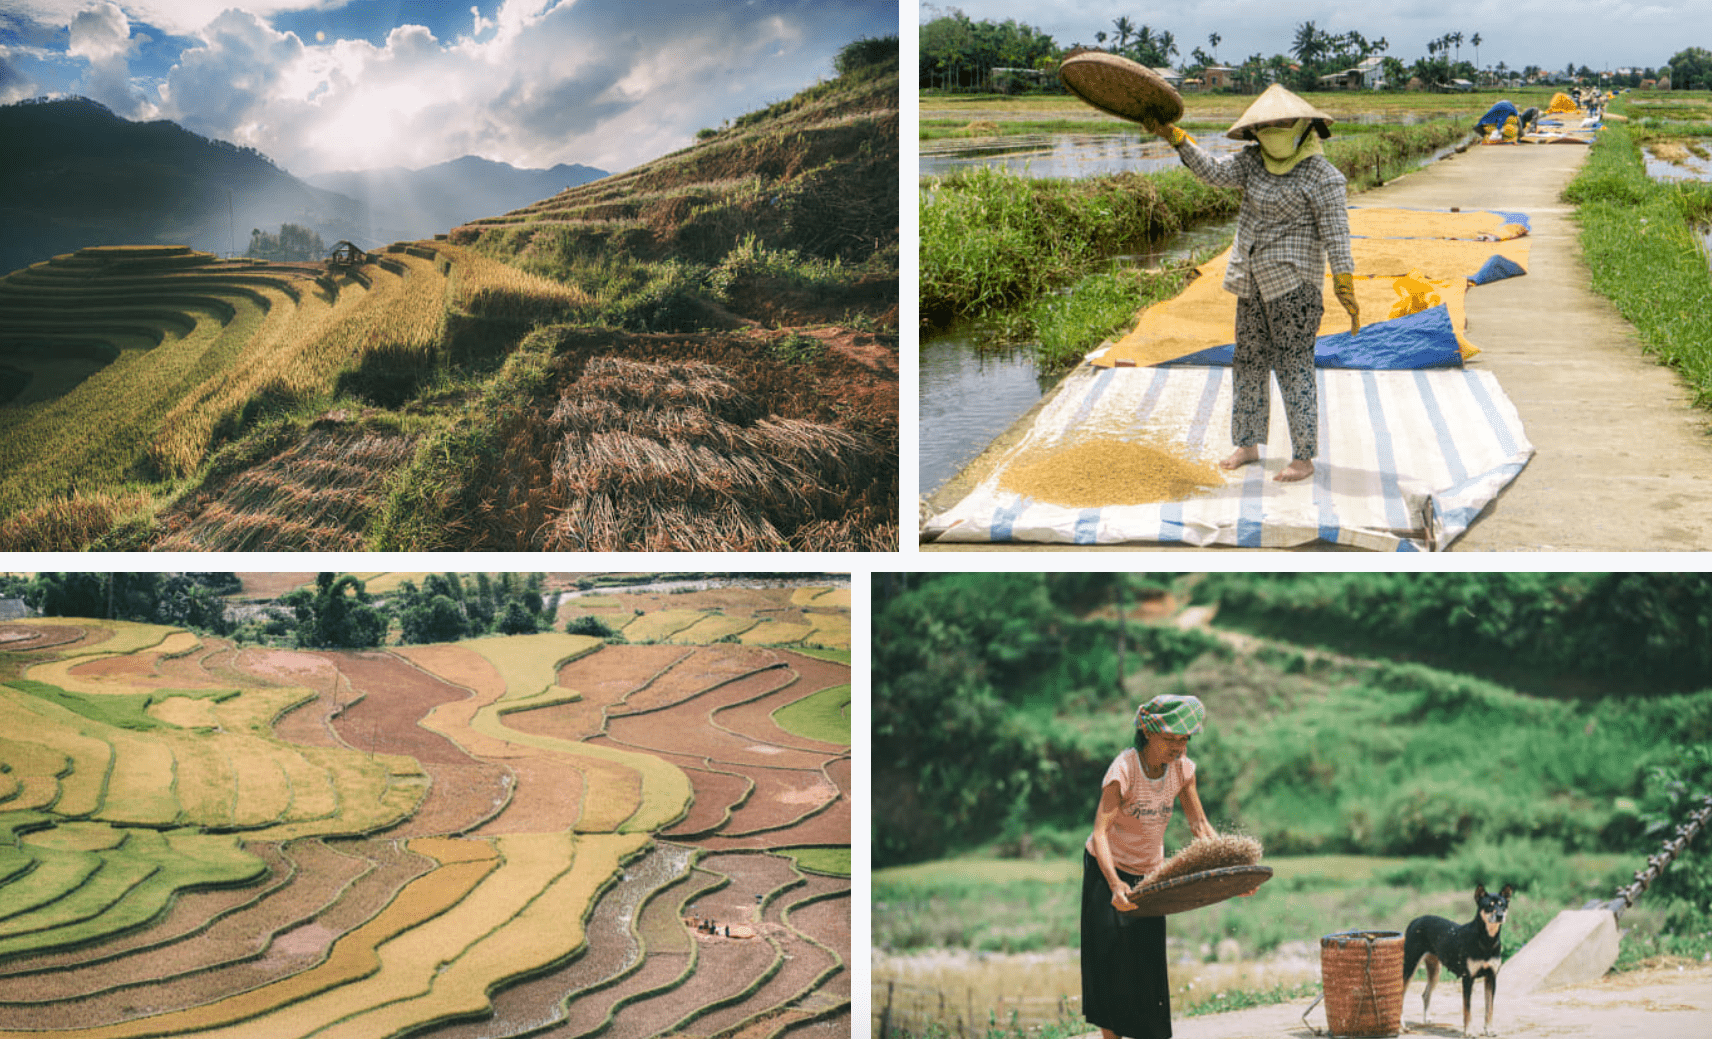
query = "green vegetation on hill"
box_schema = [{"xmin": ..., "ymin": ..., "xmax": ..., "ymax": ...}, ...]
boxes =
[{"xmin": 873, "ymin": 573, "xmax": 1712, "ymax": 879}]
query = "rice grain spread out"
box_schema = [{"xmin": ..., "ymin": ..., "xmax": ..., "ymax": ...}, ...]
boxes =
[
  {"xmin": 1139, "ymin": 833, "xmax": 1265, "ymax": 888},
  {"xmin": 998, "ymin": 436, "xmax": 1227, "ymax": 507}
]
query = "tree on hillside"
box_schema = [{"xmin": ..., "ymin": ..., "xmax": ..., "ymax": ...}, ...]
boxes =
[
  {"xmin": 1668, "ymin": 46, "xmax": 1712, "ymax": 90},
  {"xmin": 247, "ymin": 223, "xmax": 325, "ymax": 262},
  {"xmin": 284, "ymin": 573, "xmax": 384, "ymax": 649}
]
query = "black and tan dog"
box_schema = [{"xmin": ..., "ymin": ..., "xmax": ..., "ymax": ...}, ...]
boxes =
[{"xmin": 1402, "ymin": 883, "xmax": 1514, "ymax": 1036}]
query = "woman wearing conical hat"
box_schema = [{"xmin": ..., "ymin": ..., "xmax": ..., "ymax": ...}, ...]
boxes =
[{"xmin": 1150, "ymin": 84, "xmax": 1358, "ymax": 483}]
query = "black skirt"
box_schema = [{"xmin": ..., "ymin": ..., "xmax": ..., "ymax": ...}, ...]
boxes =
[{"xmin": 1080, "ymin": 849, "xmax": 1171, "ymax": 1039}]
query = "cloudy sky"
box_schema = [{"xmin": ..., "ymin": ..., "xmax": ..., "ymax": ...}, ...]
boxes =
[
  {"xmin": 918, "ymin": 0, "xmax": 1696, "ymax": 79},
  {"xmin": 0, "ymin": 0, "xmax": 899, "ymax": 175}
]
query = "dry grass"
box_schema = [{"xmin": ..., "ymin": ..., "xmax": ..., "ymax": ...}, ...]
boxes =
[
  {"xmin": 537, "ymin": 357, "xmax": 876, "ymax": 551},
  {"xmin": 1141, "ymin": 834, "xmax": 1265, "ymax": 887},
  {"xmin": 0, "ymin": 491, "xmax": 156, "ymax": 551}
]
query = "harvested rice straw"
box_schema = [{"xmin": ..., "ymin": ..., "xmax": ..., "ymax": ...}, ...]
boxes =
[
  {"xmin": 998, "ymin": 435, "xmax": 1226, "ymax": 507},
  {"xmin": 1137, "ymin": 833, "xmax": 1264, "ymax": 888}
]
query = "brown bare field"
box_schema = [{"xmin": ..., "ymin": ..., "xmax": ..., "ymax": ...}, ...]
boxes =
[
  {"xmin": 0, "ymin": 623, "xmax": 90, "ymax": 653},
  {"xmin": 396, "ymin": 644, "xmax": 598, "ymax": 835},
  {"xmin": 687, "ymin": 877, "xmax": 844, "ymax": 1038},
  {"xmin": 712, "ymin": 652, "xmax": 851, "ymax": 753},
  {"xmin": 662, "ymin": 765, "xmax": 754, "ymax": 838},
  {"xmin": 422, "ymin": 843, "xmax": 693, "ymax": 1039},
  {"xmin": 601, "ymin": 667, "xmax": 826, "ymax": 770},
  {"xmin": 543, "ymin": 950, "xmax": 691, "ymax": 1037},
  {"xmin": 15, "ymin": 840, "xmax": 498, "ymax": 1039},
  {"xmin": 612, "ymin": 646, "xmax": 781, "ymax": 714},
  {"xmin": 0, "ymin": 841, "xmax": 290, "ymax": 981},
  {"xmin": 0, "ymin": 840, "xmax": 365, "ymax": 1022},
  {"xmin": 694, "ymin": 756, "xmax": 850, "ymax": 850},
  {"xmin": 316, "ymin": 651, "xmax": 509, "ymax": 836},
  {"xmin": 231, "ymin": 574, "xmax": 316, "ymax": 599},
  {"xmin": 556, "ymin": 643, "xmax": 693, "ymax": 697}
]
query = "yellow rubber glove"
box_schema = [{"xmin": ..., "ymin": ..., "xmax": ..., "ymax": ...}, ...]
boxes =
[
  {"xmin": 1148, "ymin": 121, "xmax": 1193, "ymax": 146},
  {"xmin": 1333, "ymin": 273, "xmax": 1360, "ymax": 336}
]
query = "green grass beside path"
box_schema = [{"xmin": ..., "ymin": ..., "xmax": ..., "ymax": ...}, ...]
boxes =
[{"xmin": 1566, "ymin": 113, "xmax": 1712, "ymax": 407}]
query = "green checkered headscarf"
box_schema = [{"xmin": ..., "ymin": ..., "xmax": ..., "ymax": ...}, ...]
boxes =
[{"xmin": 1135, "ymin": 694, "xmax": 1206, "ymax": 736}]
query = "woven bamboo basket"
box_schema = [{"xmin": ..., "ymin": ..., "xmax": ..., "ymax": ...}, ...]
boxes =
[
  {"xmin": 1117, "ymin": 865, "xmax": 1272, "ymax": 917},
  {"xmin": 1058, "ymin": 50, "xmax": 1184, "ymax": 126},
  {"xmin": 1319, "ymin": 930, "xmax": 1404, "ymax": 1037}
]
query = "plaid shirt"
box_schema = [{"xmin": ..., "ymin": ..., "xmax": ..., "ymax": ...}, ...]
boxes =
[{"xmin": 1175, "ymin": 140, "xmax": 1354, "ymax": 300}]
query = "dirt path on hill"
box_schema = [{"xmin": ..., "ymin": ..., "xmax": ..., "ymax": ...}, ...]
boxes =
[
  {"xmin": 925, "ymin": 143, "xmax": 1712, "ymax": 551},
  {"xmin": 1153, "ymin": 960, "xmax": 1712, "ymax": 1039}
]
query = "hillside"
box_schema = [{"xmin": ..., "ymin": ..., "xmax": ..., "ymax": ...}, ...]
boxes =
[
  {"xmin": 0, "ymin": 98, "xmax": 370, "ymax": 272},
  {"xmin": 873, "ymin": 572, "xmax": 1712, "ymax": 867},
  {"xmin": 307, "ymin": 156, "xmax": 608, "ymax": 244},
  {"xmin": 0, "ymin": 42, "xmax": 898, "ymax": 552}
]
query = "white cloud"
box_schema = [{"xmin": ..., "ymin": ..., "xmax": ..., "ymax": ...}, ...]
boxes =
[
  {"xmin": 65, "ymin": 1, "xmax": 154, "ymax": 116},
  {"xmin": 153, "ymin": 0, "xmax": 893, "ymax": 176}
]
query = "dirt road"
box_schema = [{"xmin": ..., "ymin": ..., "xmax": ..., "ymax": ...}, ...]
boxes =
[
  {"xmin": 1156, "ymin": 960, "xmax": 1712, "ymax": 1039},
  {"xmin": 924, "ymin": 142, "xmax": 1712, "ymax": 551}
]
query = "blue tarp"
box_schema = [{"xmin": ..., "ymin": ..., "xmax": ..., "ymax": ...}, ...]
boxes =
[
  {"xmin": 1475, "ymin": 99, "xmax": 1519, "ymax": 128},
  {"xmin": 1470, "ymin": 253, "xmax": 1528, "ymax": 285},
  {"xmin": 1157, "ymin": 303, "xmax": 1464, "ymax": 370}
]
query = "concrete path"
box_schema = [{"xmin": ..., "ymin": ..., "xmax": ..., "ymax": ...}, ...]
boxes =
[
  {"xmin": 923, "ymin": 143, "xmax": 1712, "ymax": 551},
  {"xmin": 1132, "ymin": 959, "xmax": 1712, "ymax": 1039}
]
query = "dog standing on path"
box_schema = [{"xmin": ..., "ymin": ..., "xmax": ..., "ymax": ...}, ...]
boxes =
[{"xmin": 1402, "ymin": 883, "xmax": 1515, "ymax": 1036}]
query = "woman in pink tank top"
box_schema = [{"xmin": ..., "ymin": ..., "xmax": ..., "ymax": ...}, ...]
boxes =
[{"xmin": 1081, "ymin": 694, "xmax": 1216, "ymax": 1039}]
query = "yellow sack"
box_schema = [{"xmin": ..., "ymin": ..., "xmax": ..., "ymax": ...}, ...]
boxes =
[
  {"xmin": 1546, "ymin": 91, "xmax": 1577, "ymax": 114},
  {"xmin": 1501, "ymin": 115, "xmax": 1518, "ymax": 142}
]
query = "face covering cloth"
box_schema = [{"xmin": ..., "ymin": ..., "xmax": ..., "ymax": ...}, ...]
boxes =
[{"xmin": 1254, "ymin": 119, "xmax": 1322, "ymax": 174}]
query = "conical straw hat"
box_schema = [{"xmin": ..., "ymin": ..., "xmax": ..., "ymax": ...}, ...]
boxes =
[
  {"xmin": 1226, "ymin": 83, "xmax": 1335, "ymax": 140},
  {"xmin": 1058, "ymin": 49, "xmax": 1183, "ymax": 127}
]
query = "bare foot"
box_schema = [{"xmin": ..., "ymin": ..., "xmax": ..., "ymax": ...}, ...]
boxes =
[
  {"xmin": 1221, "ymin": 445, "xmax": 1260, "ymax": 470},
  {"xmin": 1275, "ymin": 459, "xmax": 1315, "ymax": 482}
]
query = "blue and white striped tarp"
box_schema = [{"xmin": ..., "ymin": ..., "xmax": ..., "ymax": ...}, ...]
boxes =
[{"xmin": 923, "ymin": 364, "xmax": 1533, "ymax": 551}]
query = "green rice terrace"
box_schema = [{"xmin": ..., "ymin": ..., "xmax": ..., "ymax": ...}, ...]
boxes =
[
  {"xmin": 0, "ymin": 46, "xmax": 898, "ymax": 553},
  {"xmin": 0, "ymin": 607, "xmax": 851, "ymax": 1039}
]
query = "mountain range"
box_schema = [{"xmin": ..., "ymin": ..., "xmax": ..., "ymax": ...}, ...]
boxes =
[
  {"xmin": 0, "ymin": 97, "xmax": 607, "ymax": 272},
  {"xmin": 307, "ymin": 156, "xmax": 606, "ymax": 242}
]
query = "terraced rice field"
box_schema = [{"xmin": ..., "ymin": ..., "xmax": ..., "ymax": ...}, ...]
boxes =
[
  {"xmin": 0, "ymin": 240, "xmax": 585, "ymax": 549},
  {"xmin": 0, "ymin": 608, "xmax": 849, "ymax": 1039}
]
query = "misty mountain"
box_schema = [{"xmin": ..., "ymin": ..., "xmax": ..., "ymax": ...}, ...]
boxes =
[
  {"xmin": 306, "ymin": 156, "xmax": 608, "ymax": 242},
  {"xmin": 0, "ymin": 97, "xmax": 373, "ymax": 274}
]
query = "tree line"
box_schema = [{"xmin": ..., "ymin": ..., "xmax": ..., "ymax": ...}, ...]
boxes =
[
  {"xmin": 2, "ymin": 572, "xmax": 569, "ymax": 650},
  {"xmin": 920, "ymin": 9, "xmax": 1709, "ymax": 94}
]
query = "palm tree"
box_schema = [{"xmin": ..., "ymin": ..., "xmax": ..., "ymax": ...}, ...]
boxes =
[
  {"xmin": 1452, "ymin": 32, "xmax": 1464, "ymax": 63},
  {"xmin": 1471, "ymin": 32, "xmax": 1482, "ymax": 71},
  {"xmin": 1156, "ymin": 30, "xmax": 1177, "ymax": 64},
  {"xmin": 1292, "ymin": 20, "xmax": 1324, "ymax": 64},
  {"xmin": 1111, "ymin": 16, "xmax": 1136, "ymax": 52},
  {"xmin": 1208, "ymin": 31, "xmax": 1221, "ymax": 63}
]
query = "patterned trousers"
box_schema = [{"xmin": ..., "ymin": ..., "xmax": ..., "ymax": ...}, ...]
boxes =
[{"xmin": 1233, "ymin": 280, "xmax": 1322, "ymax": 461}]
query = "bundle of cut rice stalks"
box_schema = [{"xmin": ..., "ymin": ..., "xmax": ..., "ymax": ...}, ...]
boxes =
[{"xmin": 1120, "ymin": 834, "xmax": 1269, "ymax": 917}]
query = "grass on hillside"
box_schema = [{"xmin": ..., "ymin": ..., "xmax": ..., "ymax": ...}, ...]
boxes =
[
  {"xmin": 771, "ymin": 684, "xmax": 851, "ymax": 745},
  {"xmin": 781, "ymin": 846, "xmax": 853, "ymax": 877},
  {"xmin": 1565, "ymin": 112, "xmax": 1712, "ymax": 406}
]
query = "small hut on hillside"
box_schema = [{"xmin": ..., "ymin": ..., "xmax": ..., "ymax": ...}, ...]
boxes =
[{"xmin": 327, "ymin": 241, "xmax": 367, "ymax": 268}]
